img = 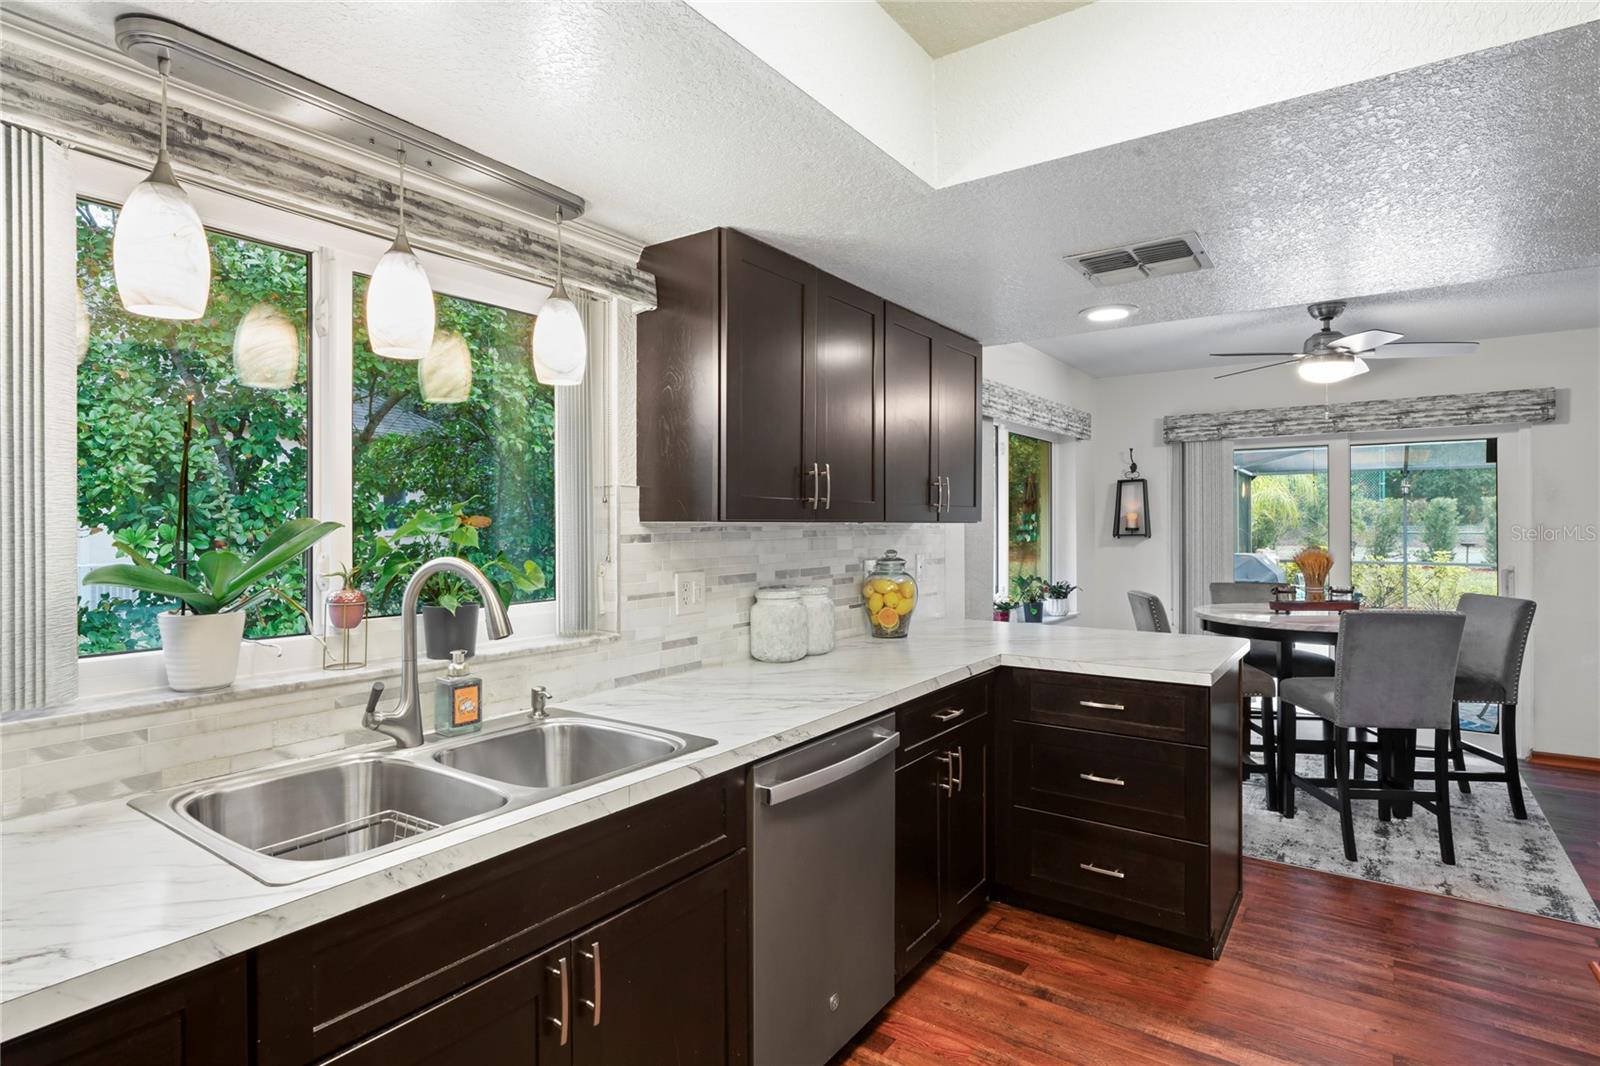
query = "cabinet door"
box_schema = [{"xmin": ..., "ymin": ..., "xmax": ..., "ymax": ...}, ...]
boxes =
[
  {"xmin": 884, "ymin": 304, "xmax": 937, "ymax": 523},
  {"xmin": 721, "ymin": 230, "xmax": 816, "ymax": 520},
  {"xmin": 322, "ymin": 946, "xmax": 570, "ymax": 1066},
  {"xmin": 894, "ymin": 746, "xmax": 947, "ymax": 979},
  {"xmin": 3, "ymin": 960, "xmax": 247, "ymax": 1066},
  {"xmin": 814, "ymin": 274, "xmax": 885, "ymax": 521},
  {"xmin": 932, "ymin": 328, "xmax": 982, "ymax": 522},
  {"xmin": 942, "ymin": 716, "xmax": 990, "ymax": 924},
  {"xmin": 573, "ymin": 853, "xmax": 749, "ymax": 1066}
]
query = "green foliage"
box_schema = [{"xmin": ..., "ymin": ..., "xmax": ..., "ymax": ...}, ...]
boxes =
[
  {"xmin": 1352, "ymin": 562, "xmax": 1497, "ymax": 610},
  {"xmin": 368, "ymin": 502, "xmax": 546, "ymax": 615},
  {"xmin": 84, "ymin": 517, "xmax": 339, "ymax": 616},
  {"xmin": 1353, "ymin": 497, "xmax": 1403, "ymax": 560},
  {"xmin": 351, "ymin": 276, "xmax": 555, "ymax": 616},
  {"xmin": 1044, "ymin": 580, "xmax": 1078, "ymax": 600},
  {"xmin": 1012, "ymin": 574, "xmax": 1048, "ymax": 604},
  {"xmin": 76, "ymin": 200, "xmax": 311, "ymax": 655},
  {"xmin": 1419, "ymin": 497, "xmax": 1460, "ymax": 558},
  {"xmin": 992, "ymin": 598, "xmax": 1018, "ymax": 612},
  {"xmin": 1482, "ymin": 495, "xmax": 1498, "ymax": 564}
]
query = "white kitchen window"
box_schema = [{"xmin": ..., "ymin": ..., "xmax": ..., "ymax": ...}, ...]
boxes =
[
  {"xmin": 72, "ymin": 154, "xmax": 568, "ymax": 696},
  {"xmin": 990, "ymin": 423, "xmax": 1077, "ymax": 602}
]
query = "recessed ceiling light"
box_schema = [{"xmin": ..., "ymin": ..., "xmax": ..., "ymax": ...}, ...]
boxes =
[{"xmin": 1081, "ymin": 304, "xmax": 1138, "ymax": 323}]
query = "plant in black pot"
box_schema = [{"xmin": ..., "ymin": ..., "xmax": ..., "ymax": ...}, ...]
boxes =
[
  {"xmin": 370, "ymin": 502, "xmax": 546, "ymax": 660},
  {"xmin": 1014, "ymin": 575, "xmax": 1047, "ymax": 623}
]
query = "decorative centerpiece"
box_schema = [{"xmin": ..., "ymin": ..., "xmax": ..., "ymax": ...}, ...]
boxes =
[
  {"xmin": 1293, "ymin": 547, "xmax": 1334, "ymax": 600},
  {"xmin": 862, "ymin": 550, "xmax": 917, "ymax": 638}
]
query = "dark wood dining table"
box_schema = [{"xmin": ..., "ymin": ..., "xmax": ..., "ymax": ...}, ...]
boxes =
[{"xmin": 1193, "ymin": 604, "xmax": 1418, "ymax": 819}]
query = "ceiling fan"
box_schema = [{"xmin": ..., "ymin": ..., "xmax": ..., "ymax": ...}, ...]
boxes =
[{"xmin": 1211, "ymin": 301, "xmax": 1479, "ymax": 383}]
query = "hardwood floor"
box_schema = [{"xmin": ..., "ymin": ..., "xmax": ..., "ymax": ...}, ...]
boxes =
[{"xmin": 837, "ymin": 764, "xmax": 1600, "ymax": 1066}]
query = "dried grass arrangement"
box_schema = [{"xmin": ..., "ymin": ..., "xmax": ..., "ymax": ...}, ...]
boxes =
[{"xmin": 1294, "ymin": 547, "xmax": 1334, "ymax": 597}]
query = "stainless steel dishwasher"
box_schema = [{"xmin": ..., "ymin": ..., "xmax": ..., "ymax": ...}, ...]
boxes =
[{"xmin": 751, "ymin": 714, "xmax": 899, "ymax": 1066}]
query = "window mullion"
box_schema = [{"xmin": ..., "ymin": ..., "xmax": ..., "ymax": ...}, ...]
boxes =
[{"xmin": 311, "ymin": 246, "xmax": 356, "ymax": 625}]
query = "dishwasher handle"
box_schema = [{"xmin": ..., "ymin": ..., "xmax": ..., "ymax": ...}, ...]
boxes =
[{"xmin": 757, "ymin": 732, "xmax": 900, "ymax": 806}]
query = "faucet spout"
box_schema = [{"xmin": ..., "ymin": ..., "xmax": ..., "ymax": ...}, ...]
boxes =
[{"xmin": 363, "ymin": 556, "xmax": 515, "ymax": 748}]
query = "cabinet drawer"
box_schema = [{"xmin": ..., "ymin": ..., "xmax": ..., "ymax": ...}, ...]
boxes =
[
  {"xmin": 999, "ymin": 808, "xmax": 1207, "ymax": 938},
  {"xmin": 1012, "ymin": 670, "xmax": 1206, "ymax": 746},
  {"xmin": 1011, "ymin": 723, "xmax": 1207, "ymax": 842},
  {"xmin": 897, "ymin": 674, "xmax": 989, "ymax": 757}
]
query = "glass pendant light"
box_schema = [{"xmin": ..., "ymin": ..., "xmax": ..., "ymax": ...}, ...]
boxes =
[
  {"xmin": 113, "ymin": 55, "xmax": 210, "ymax": 320},
  {"xmin": 365, "ymin": 148, "xmax": 436, "ymax": 360},
  {"xmin": 1298, "ymin": 352, "xmax": 1369, "ymax": 384},
  {"xmin": 232, "ymin": 302, "xmax": 300, "ymax": 389},
  {"xmin": 419, "ymin": 330, "xmax": 472, "ymax": 403},
  {"xmin": 531, "ymin": 207, "xmax": 587, "ymax": 386}
]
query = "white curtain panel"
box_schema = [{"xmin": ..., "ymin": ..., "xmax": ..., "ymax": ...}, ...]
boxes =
[
  {"xmin": 554, "ymin": 291, "xmax": 602, "ymax": 636},
  {"xmin": 2, "ymin": 124, "xmax": 77, "ymax": 711},
  {"xmin": 1180, "ymin": 439, "xmax": 1235, "ymax": 634}
]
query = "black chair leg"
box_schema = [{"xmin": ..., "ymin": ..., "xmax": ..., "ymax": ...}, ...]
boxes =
[
  {"xmin": 1434, "ymin": 728, "xmax": 1456, "ymax": 865},
  {"xmin": 1261, "ymin": 695, "xmax": 1279, "ymax": 813},
  {"xmin": 1353, "ymin": 728, "xmax": 1367, "ymax": 781},
  {"xmin": 1279, "ymin": 698, "xmax": 1297, "ymax": 818},
  {"xmin": 1451, "ymin": 702, "xmax": 1470, "ymax": 794},
  {"xmin": 1334, "ymin": 726, "xmax": 1356, "ymax": 862},
  {"xmin": 1502, "ymin": 703, "xmax": 1527, "ymax": 820},
  {"xmin": 1321, "ymin": 718, "xmax": 1334, "ymax": 779}
]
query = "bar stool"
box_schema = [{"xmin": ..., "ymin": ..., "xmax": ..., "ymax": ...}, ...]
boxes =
[
  {"xmin": 1280, "ymin": 610, "xmax": 1466, "ymax": 864},
  {"xmin": 1127, "ymin": 590, "xmax": 1172, "ymax": 634},
  {"xmin": 1449, "ymin": 593, "xmax": 1537, "ymax": 819}
]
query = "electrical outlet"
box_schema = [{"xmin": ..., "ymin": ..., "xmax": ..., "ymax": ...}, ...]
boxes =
[
  {"xmin": 674, "ymin": 571, "xmax": 706, "ymax": 616},
  {"xmin": 914, "ymin": 554, "xmax": 926, "ymax": 582}
]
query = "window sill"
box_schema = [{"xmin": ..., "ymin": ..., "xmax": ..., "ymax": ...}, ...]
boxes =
[{"xmin": 2, "ymin": 630, "xmax": 621, "ymax": 736}]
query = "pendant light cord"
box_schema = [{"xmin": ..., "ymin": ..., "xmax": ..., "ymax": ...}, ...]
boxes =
[
  {"xmin": 396, "ymin": 147, "xmax": 407, "ymax": 232},
  {"xmin": 157, "ymin": 55, "xmax": 170, "ymax": 154},
  {"xmin": 554, "ymin": 206, "xmax": 564, "ymax": 292}
]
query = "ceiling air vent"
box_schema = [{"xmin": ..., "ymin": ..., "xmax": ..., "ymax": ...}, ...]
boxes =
[{"xmin": 1065, "ymin": 231, "xmax": 1212, "ymax": 287}]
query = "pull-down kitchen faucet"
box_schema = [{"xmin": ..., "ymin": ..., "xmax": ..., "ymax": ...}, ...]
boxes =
[{"xmin": 363, "ymin": 557, "xmax": 513, "ymax": 748}]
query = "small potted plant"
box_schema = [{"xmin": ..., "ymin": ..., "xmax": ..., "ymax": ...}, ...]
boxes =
[
  {"xmin": 84, "ymin": 516, "xmax": 339, "ymax": 690},
  {"xmin": 324, "ymin": 562, "xmax": 368, "ymax": 630},
  {"xmin": 1014, "ymin": 575, "xmax": 1047, "ymax": 623},
  {"xmin": 992, "ymin": 597, "xmax": 1018, "ymax": 622},
  {"xmin": 1043, "ymin": 579, "xmax": 1079, "ymax": 618},
  {"xmin": 370, "ymin": 502, "xmax": 546, "ymax": 659}
]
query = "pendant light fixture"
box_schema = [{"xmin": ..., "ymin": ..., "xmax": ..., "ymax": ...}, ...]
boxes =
[
  {"xmin": 365, "ymin": 148, "xmax": 436, "ymax": 360},
  {"xmin": 232, "ymin": 302, "xmax": 300, "ymax": 388},
  {"xmin": 531, "ymin": 207, "xmax": 587, "ymax": 386},
  {"xmin": 419, "ymin": 330, "xmax": 472, "ymax": 403},
  {"xmin": 113, "ymin": 55, "xmax": 211, "ymax": 320}
]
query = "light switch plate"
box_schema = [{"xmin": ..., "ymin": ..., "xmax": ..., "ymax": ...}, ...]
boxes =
[{"xmin": 674, "ymin": 571, "xmax": 706, "ymax": 616}]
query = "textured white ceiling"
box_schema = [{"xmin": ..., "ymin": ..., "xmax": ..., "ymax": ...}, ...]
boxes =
[
  {"xmin": 20, "ymin": 2, "xmax": 1600, "ymax": 376},
  {"xmin": 878, "ymin": 1, "xmax": 1088, "ymax": 59}
]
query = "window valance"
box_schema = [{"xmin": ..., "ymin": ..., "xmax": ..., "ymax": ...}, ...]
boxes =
[
  {"xmin": 1162, "ymin": 388, "xmax": 1557, "ymax": 444},
  {"xmin": 982, "ymin": 379, "xmax": 1092, "ymax": 440}
]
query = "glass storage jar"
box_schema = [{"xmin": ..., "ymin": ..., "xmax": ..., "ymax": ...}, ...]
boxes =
[
  {"xmin": 861, "ymin": 550, "xmax": 917, "ymax": 639},
  {"xmin": 798, "ymin": 586, "xmax": 835, "ymax": 655},
  {"xmin": 750, "ymin": 586, "xmax": 809, "ymax": 662}
]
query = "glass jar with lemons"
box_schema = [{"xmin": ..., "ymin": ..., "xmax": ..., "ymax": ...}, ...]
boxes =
[{"xmin": 862, "ymin": 550, "xmax": 918, "ymax": 639}]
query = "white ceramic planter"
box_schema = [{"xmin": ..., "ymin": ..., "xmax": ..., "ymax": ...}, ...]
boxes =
[
  {"xmin": 157, "ymin": 610, "xmax": 246, "ymax": 691},
  {"xmin": 1044, "ymin": 598, "xmax": 1072, "ymax": 618}
]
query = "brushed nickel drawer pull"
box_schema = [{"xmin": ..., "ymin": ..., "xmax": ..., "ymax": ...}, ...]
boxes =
[
  {"xmin": 1080, "ymin": 862, "xmax": 1125, "ymax": 879},
  {"xmin": 822, "ymin": 462, "xmax": 832, "ymax": 510},
  {"xmin": 1079, "ymin": 772, "xmax": 1125, "ymax": 787},
  {"xmin": 932, "ymin": 707, "xmax": 964, "ymax": 722},
  {"xmin": 1079, "ymin": 700, "xmax": 1126, "ymax": 711},
  {"xmin": 580, "ymin": 941, "xmax": 602, "ymax": 1026},
  {"xmin": 950, "ymin": 746, "xmax": 964, "ymax": 793},
  {"xmin": 547, "ymin": 956, "xmax": 570, "ymax": 1045}
]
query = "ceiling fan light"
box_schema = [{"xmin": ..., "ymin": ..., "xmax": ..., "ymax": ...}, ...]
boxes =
[
  {"xmin": 531, "ymin": 284, "xmax": 586, "ymax": 385},
  {"xmin": 113, "ymin": 153, "xmax": 211, "ymax": 319},
  {"xmin": 366, "ymin": 233, "xmax": 436, "ymax": 360},
  {"xmin": 1297, "ymin": 353, "xmax": 1369, "ymax": 384}
]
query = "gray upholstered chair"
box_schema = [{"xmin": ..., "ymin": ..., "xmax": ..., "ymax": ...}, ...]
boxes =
[
  {"xmin": 1128, "ymin": 590, "xmax": 1171, "ymax": 633},
  {"xmin": 1280, "ymin": 610, "xmax": 1466, "ymax": 864},
  {"xmin": 1449, "ymin": 593, "xmax": 1537, "ymax": 819}
]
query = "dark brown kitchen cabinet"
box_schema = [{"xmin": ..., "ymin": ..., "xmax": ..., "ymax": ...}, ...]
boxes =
[
  {"xmin": 1, "ymin": 957, "xmax": 248, "ymax": 1066},
  {"xmin": 638, "ymin": 228, "xmax": 976, "ymax": 523},
  {"xmin": 893, "ymin": 676, "xmax": 992, "ymax": 980},
  {"xmin": 885, "ymin": 303, "xmax": 982, "ymax": 523}
]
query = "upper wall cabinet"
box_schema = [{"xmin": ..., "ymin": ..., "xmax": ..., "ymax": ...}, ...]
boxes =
[
  {"xmin": 637, "ymin": 228, "xmax": 978, "ymax": 523},
  {"xmin": 885, "ymin": 304, "xmax": 982, "ymax": 523}
]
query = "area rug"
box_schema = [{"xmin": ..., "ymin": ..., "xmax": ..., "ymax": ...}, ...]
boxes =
[{"xmin": 1243, "ymin": 753, "xmax": 1600, "ymax": 928}]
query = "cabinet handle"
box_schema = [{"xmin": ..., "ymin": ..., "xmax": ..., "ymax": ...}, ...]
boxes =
[
  {"xmin": 805, "ymin": 462, "xmax": 820, "ymax": 509},
  {"xmin": 547, "ymin": 956, "xmax": 570, "ymax": 1046},
  {"xmin": 936, "ymin": 752, "xmax": 954, "ymax": 793},
  {"xmin": 931, "ymin": 707, "xmax": 964, "ymax": 722},
  {"xmin": 580, "ymin": 941, "xmax": 602, "ymax": 1026},
  {"xmin": 951, "ymin": 745, "xmax": 964, "ymax": 792},
  {"xmin": 1078, "ymin": 700, "xmax": 1126, "ymax": 711},
  {"xmin": 1080, "ymin": 862, "xmax": 1125, "ymax": 879},
  {"xmin": 822, "ymin": 462, "xmax": 832, "ymax": 510},
  {"xmin": 1078, "ymin": 772, "xmax": 1125, "ymax": 787},
  {"xmin": 941, "ymin": 476, "xmax": 951, "ymax": 512},
  {"xmin": 928, "ymin": 477, "xmax": 941, "ymax": 512}
]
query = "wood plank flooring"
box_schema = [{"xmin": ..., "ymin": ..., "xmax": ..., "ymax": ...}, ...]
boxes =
[{"xmin": 836, "ymin": 765, "xmax": 1600, "ymax": 1066}]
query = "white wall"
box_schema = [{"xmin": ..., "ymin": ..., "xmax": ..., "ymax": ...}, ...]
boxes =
[{"xmin": 1076, "ymin": 328, "xmax": 1600, "ymax": 758}]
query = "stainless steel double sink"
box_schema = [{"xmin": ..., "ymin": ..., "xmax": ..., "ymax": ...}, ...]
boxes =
[{"xmin": 131, "ymin": 712, "xmax": 716, "ymax": 885}]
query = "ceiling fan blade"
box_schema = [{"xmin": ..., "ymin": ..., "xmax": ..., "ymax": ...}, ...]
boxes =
[
  {"xmin": 1213, "ymin": 359, "xmax": 1301, "ymax": 380},
  {"xmin": 1331, "ymin": 329, "xmax": 1403, "ymax": 352},
  {"xmin": 1209, "ymin": 351, "xmax": 1298, "ymax": 358},
  {"xmin": 1363, "ymin": 341, "xmax": 1479, "ymax": 359}
]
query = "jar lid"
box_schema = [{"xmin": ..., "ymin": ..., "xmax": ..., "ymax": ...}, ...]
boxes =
[
  {"xmin": 798, "ymin": 586, "xmax": 831, "ymax": 599},
  {"xmin": 870, "ymin": 549, "xmax": 907, "ymax": 573},
  {"xmin": 755, "ymin": 586, "xmax": 802, "ymax": 600}
]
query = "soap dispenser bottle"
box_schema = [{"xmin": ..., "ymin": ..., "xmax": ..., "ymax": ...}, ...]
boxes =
[{"xmin": 434, "ymin": 650, "xmax": 483, "ymax": 737}]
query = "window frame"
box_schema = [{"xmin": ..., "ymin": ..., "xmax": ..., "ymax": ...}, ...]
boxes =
[
  {"xmin": 73, "ymin": 153, "xmax": 561, "ymax": 698},
  {"xmin": 990, "ymin": 421, "xmax": 1077, "ymax": 604}
]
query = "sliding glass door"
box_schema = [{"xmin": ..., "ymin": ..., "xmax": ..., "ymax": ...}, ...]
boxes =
[{"xmin": 1233, "ymin": 445, "xmax": 1329, "ymax": 585}]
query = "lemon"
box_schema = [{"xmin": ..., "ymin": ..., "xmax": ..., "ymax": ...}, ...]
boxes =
[
  {"xmin": 870, "ymin": 577, "xmax": 897, "ymax": 595},
  {"xmin": 897, "ymin": 580, "xmax": 915, "ymax": 598},
  {"xmin": 867, "ymin": 593, "xmax": 884, "ymax": 613},
  {"xmin": 884, "ymin": 592, "xmax": 902, "ymax": 610}
]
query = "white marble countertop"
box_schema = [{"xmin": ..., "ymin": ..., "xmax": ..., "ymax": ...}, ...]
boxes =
[
  {"xmin": 0, "ymin": 620, "xmax": 1244, "ymax": 1040},
  {"xmin": 1193, "ymin": 602, "xmax": 1345, "ymax": 634}
]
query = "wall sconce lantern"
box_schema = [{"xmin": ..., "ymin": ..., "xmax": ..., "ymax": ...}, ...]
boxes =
[{"xmin": 1113, "ymin": 449, "xmax": 1150, "ymax": 539}]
